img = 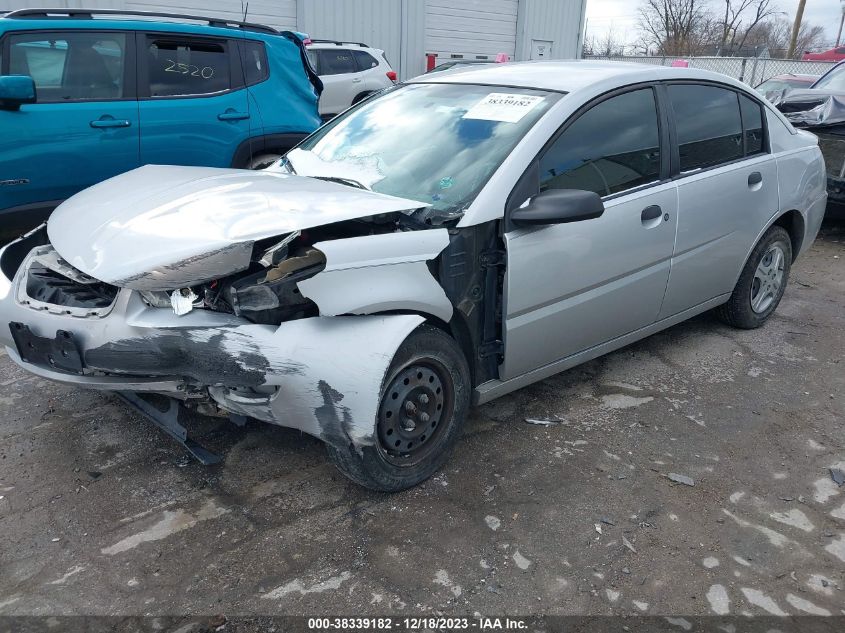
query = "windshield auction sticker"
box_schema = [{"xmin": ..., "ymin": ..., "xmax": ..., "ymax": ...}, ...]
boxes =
[{"xmin": 463, "ymin": 93, "xmax": 545, "ymax": 123}]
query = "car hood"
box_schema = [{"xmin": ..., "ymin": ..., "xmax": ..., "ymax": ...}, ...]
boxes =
[{"xmin": 48, "ymin": 165, "xmax": 427, "ymax": 290}]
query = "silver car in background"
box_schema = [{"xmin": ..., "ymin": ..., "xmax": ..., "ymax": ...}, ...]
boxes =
[{"xmin": 0, "ymin": 62, "xmax": 827, "ymax": 490}]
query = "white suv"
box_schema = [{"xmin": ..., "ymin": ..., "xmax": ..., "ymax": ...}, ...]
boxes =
[{"xmin": 306, "ymin": 40, "xmax": 396, "ymax": 118}]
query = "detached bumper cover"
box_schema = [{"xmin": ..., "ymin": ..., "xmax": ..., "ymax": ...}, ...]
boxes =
[{"xmin": 0, "ymin": 244, "xmax": 422, "ymax": 448}]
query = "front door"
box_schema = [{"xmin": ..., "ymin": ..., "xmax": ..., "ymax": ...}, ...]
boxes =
[
  {"xmin": 502, "ymin": 87, "xmax": 677, "ymax": 379},
  {"xmin": 0, "ymin": 30, "xmax": 139, "ymax": 225},
  {"xmin": 138, "ymin": 33, "xmax": 251, "ymax": 168}
]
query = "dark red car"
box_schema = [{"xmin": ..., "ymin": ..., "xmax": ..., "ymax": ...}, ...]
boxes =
[{"xmin": 803, "ymin": 46, "xmax": 845, "ymax": 61}]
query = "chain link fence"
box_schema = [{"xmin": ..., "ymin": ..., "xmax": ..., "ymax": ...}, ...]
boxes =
[{"xmin": 584, "ymin": 55, "xmax": 836, "ymax": 87}]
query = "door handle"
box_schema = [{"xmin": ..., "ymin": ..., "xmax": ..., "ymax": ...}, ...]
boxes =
[
  {"xmin": 218, "ymin": 111, "xmax": 250, "ymax": 121},
  {"xmin": 90, "ymin": 118, "xmax": 131, "ymax": 128},
  {"xmin": 641, "ymin": 205, "xmax": 662, "ymax": 223},
  {"xmin": 352, "ymin": 77, "xmax": 363, "ymax": 83},
  {"xmin": 748, "ymin": 171, "xmax": 763, "ymax": 186}
]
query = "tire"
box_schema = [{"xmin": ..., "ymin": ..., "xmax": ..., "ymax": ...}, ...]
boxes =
[
  {"xmin": 716, "ymin": 225, "xmax": 792, "ymax": 329},
  {"xmin": 351, "ymin": 91, "xmax": 374, "ymax": 105},
  {"xmin": 326, "ymin": 325, "xmax": 471, "ymax": 492},
  {"xmin": 247, "ymin": 153, "xmax": 282, "ymax": 170}
]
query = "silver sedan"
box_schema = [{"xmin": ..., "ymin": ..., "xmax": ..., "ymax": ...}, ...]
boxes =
[{"xmin": 0, "ymin": 61, "xmax": 827, "ymax": 490}]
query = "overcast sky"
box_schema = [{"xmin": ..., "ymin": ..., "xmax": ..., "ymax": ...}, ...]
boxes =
[{"xmin": 585, "ymin": 0, "xmax": 845, "ymax": 49}]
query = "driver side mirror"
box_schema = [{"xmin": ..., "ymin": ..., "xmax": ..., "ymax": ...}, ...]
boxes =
[
  {"xmin": 511, "ymin": 188, "xmax": 604, "ymax": 226},
  {"xmin": 0, "ymin": 75, "xmax": 36, "ymax": 111}
]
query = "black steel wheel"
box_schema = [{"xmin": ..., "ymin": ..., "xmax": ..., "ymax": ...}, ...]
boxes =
[
  {"xmin": 326, "ymin": 325, "xmax": 470, "ymax": 492},
  {"xmin": 376, "ymin": 361, "xmax": 452, "ymax": 466}
]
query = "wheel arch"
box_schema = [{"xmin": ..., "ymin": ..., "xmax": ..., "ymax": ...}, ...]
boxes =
[
  {"xmin": 352, "ymin": 90, "xmax": 375, "ymax": 105},
  {"xmin": 230, "ymin": 132, "xmax": 310, "ymax": 168},
  {"xmin": 771, "ymin": 209, "xmax": 805, "ymax": 262}
]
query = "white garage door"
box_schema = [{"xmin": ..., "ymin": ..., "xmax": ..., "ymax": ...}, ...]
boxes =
[{"xmin": 425, "ymin": 0, "xmax": 518, "ymax": 61}]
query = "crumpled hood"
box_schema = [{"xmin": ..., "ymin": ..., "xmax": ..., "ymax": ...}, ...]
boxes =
[
  {"xmin": 775, "ymin": 88, "xmax": 845, "ymax": 127},
  {"xmin": 48, "ymin": 165, "xmax": 427, "ymax": 290}
]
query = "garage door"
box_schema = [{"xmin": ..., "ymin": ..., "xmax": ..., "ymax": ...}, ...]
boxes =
[{"xmin": 425, "ymin": 0, "xmax": 518, "ymax": 61}]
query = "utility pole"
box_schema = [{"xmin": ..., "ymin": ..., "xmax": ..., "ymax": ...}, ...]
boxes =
[
  {"xmin": 787, "ymin": 0, "xmax": 806, "ymax": 59},
  {"xmin": 838, "ymin": 0, "xmax": 845, "ymax": 47}
]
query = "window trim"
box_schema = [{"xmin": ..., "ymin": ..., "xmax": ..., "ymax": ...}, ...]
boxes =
[
  {"xmin": 505, "ymin": 82, "xmax": 671, "ymax": 217},
  {"xmin": 1, "ymin": 28, "xmax": 137, "ymax": 103},
  {"xmin": 660, "ymin": 79, "xmax": 770, "ymax": 181},
  {"xmin": 137, "ymin": 32, "xmax": 243, "ymax": 100}
]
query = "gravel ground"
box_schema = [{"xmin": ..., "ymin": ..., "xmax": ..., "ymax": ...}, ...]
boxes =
[{"xmin": 0, "ymin": 223, "xmax": 843, "ymax": 619}]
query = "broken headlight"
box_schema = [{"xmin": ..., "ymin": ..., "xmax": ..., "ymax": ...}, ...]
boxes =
[{"xmin": 139, "ymin": 290, "xmax": 172, "ymax": 309}]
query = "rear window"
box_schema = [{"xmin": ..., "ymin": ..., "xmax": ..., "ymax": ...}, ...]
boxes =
[
  {"xmin": 318, "ymin": 49, "xmax": 356, "ymax": 75},
  {"xmin": 669, "ymin": 84, "xmax": 743, "ymax": 171},
  {"xmin": 739, "ymin": 94, "xmax": 764, "ymax": 156},
  {"xmin": 146, "ymin": 37, "xmax": 230, "ymax": 97},
  {"xmin": 242, "ymin": 40, "xmax": 268, "ymax": 86},
  {"xmin": 352, "ymin": 50, "xmax": 379, "ymax": 70}
]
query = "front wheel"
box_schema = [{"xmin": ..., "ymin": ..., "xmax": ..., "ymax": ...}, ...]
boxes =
[
  {"xmin": 326, "ymin": 325, "xmax": 470, "ymax": 492},
  {"xmin": 716, "ymin": 225, "xmax": 792, "ymax": 329}
]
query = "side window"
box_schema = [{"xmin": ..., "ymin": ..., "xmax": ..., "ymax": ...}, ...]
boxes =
[
  {"xmin": 669, "ymin": 84, "xmax": 742, "ymax": 171},
  {"xmin": 539, "ymin": 88, "xmax": 661, "ymax": 197},
  {"xmin": 318, "ymin": 49, "xmax": 356, "ymax": 75},
  {"xmin": 739, "ymin": 94, "xmax": 764, "ymax": 156},
  {"xmin": 146, "ymin": 37, "xmax": 230, "ymax": 97},
  {"xmin": 352, "ymin": 50, "xmax": 379, "ymax": 71},
  {"xmin": 8, "ymin": 32, "xmax": 125, "ymax": 102},
  {"xmin": 242, "ymin": 40, "xmax": 268, "ymax": 86},
  {"xmin": 306, "ymin": 49, "xmax": 319, "ymax": 74}
]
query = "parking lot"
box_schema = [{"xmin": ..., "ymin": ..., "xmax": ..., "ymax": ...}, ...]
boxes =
[{"xmin": 0, "ymin": 222, "xmax": 841, "ymax": 618}]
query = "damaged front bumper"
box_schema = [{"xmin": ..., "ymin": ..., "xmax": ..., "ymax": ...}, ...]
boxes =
[{"xmin": 0, "ymin": 240, "xmax": 422, "ymax": 449}]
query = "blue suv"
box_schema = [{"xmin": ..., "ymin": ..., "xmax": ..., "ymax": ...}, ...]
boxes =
[{"xmin": 0, "ymin": 8, "xmax": 323, "ymax": 237}]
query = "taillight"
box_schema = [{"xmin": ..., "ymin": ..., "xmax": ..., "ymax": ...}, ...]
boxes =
[{"xmin": 386, "ymin": 71, "xmax": 397, "ymax": 82}]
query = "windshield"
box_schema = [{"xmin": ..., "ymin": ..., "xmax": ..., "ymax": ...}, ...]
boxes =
[
  {"xmin": 286, "ymin": 83, "xmax": 561, "ymax": 216},
  {"xmin": 813, "ymin": 66, "xmax": 845, "ymax": 91}
]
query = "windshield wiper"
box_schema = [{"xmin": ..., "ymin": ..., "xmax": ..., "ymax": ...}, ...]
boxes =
[{"xmin": 312, "ymin": 175, "xmax": 370, "ymax": 190}]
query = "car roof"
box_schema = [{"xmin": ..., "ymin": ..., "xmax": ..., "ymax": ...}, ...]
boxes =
[
  {"xmin": 411, "ymin": 59, "xmax": 754, "ymax": 94},
  {"xmin": 0, "ymin": 10, "xmax": 280, "ymax": 40}
]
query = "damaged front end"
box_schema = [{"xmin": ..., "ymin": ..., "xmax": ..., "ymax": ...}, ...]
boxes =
[
  {"xmin": 776, "ymin": 89, "xmax": 845, "ymax": 207},
  {"xmin": 0, "ymin": 167, "xmax": 465, "ymax": 456}
]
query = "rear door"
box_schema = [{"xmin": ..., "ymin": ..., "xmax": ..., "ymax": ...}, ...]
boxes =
[
  {"xmin": 658, "ymin": 83, "xmax": 779, "ymax": 318},
  {"xmin": 502, "ymin": 86, "xmax": 678, "ymax": 379},
  {"xmin": 314, "ymin": 48, "xmax": 359, "ymax": 116},
  {"xmin": 137, "ymin": 33, "xmax": 251, "ymax": 167},
  {"xmin": 0, "ymin": 29, "xmax": 138, "ymax": 221}
]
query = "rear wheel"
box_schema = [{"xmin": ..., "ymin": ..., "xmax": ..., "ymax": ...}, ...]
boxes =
[
  {"xmin": 716, "ymin": 225, "xmax": 792, "ymax": 329},
  {"xmin": 326, "ymin": 325, "xmax": 470, "ymax": 491}
]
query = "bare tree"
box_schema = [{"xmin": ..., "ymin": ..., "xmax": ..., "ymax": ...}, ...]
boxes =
[
  {"xmin": 743, "ymin": 17, "xmax": 825, "ymax": 58},
  {"xmin": 717, "ymin": 0, "xmax": 780, "ymax": 55},
  {"xmin": 583, "ymin": 27, "xmax": 628, "ymax": 57},
  {"xmin": 599, "ymin": 26, "xmax": 627, "ymax": 56},
  {"xmin": 638, "ymin": 0, "xmax": 710, "ymax": 56}
]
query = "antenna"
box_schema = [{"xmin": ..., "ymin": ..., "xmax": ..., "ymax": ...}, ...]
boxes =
[{"xmin": 241, "ymin": 1, "xmax": 249, "ymax": 22}]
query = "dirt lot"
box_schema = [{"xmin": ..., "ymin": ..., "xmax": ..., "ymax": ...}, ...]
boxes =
[{"xmin": 0, "ymin": 224, "xmax": 843, "ymax": 619}]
